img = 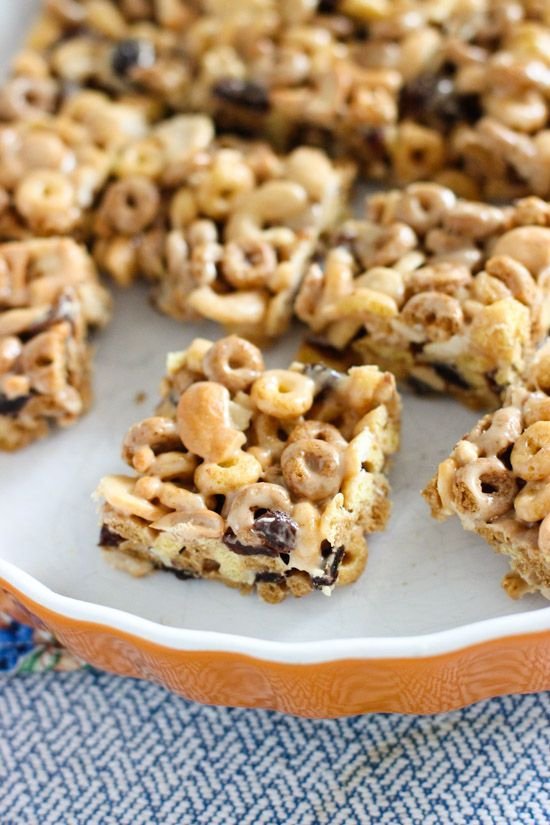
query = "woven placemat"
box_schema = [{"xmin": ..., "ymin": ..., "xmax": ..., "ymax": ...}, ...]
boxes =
[{"xmin": 1, "ymin": 600, "xmax": 549, "ymax": 825}]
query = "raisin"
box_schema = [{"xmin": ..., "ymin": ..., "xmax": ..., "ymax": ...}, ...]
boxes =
[
  {"xmin": 212, "ymin": 78, "xmax": 270, "ymax": 112},
  {"xmin": 431, "ymin": 362, "xmax": 470, "ymax": 390},
  {"xmin": 98, "ymin": 525, "xmax": 124, "ymax": 547},
  {"xmin": 400, "ymin": 73, "xmax": 481, "ymax": 130},
  {"xmin": 289, "ymin": 123, "xmax": 335, "ymax": 152},
  {"xmin": 112, "ymin": 39, "xmax": 155, "ymax": 77},
  {"xmin": 0, "ymin": 394, "xmax": 30, "ymax": 416},
  {"xmin": 361, "ymin": 127, "xmax": 389, "ymax": 161}
]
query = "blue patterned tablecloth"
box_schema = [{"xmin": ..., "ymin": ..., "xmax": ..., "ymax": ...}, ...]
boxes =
[{"xmin": 1, "ymin": 617, "xmax": 549, "ymax": 825}]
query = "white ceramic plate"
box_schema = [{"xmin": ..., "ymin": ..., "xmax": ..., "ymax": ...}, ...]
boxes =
[{"xmin": 1, "ymin": 1, "xmax": 549, "ymax": 716}]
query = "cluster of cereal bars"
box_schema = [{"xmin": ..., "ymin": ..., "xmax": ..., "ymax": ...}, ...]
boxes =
[
  {"xmin": 5, "ymin": 0, "xmax": 550, "ymax": 198},
  {"xmin": 1, "ymin": 0, "xmax": 549, "ymax": 603}
]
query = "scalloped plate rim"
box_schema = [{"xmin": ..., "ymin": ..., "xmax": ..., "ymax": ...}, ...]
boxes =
[{"xmin": 1, "ymin": 559, "xmax": 549, "ymax": 663}]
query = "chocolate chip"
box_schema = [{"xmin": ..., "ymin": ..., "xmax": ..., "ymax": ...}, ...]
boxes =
[
  {"xmin": 431, "ymin": 362, "xmax": 470, "ymax": 390},
  {"xmin": 253, "ymin": 509, "xmax": 298, "ymax": 553},
  {"xmin": 255, "ymin": 571, "xmax": 285, "ymax": 584},
  {"xmin": 279, "ymin": 553, "xmax": 290, "ymax": 566},
  {"xmin": 290, "ymin": 123, "xmax": 335, "ymax": 152},
  {"xmin": 303, "ymin": 363, "xmax": 343, "ymax": 397},
  {"xmin": 318, "ymin": 0, "xmax": 339, "ymax": 12},
  {"xmin": 212, "ymin": 78, "xmax": 270, "ymax": 112},
  {"xmin": 407, "ymin": 376, "xmax": 436, "ymax": 396},
  {"xmin": 212, "ymin": 495, "xmax": 225, "ymax": 514},
  {"xmin": 98, "ymin": 525, "xmax": 124, "ymax": 547},
  {"xmin": 223, "ymin": 528, "xmax": 279, "ymax": 557},
  {"xmin": 223, "ymin": 510, "xmax": 298, "ymax": 557},
  {"xmin": 312, "ymin": 545, "xmax": 345, "ymax": 588},
  {"xmin": 486, "ymin": 370, "xmax": 505, "ymax": 399},
  {"xmin": 499, "ymin": 444, "xmax": 513, "ymax": 471},
  {"xmin": 400, "ymin": 73, "xmax": 481, "ymax": 130},
  {"xmin": 171, "ymin": 568, "xmax": 198, "ymax": 580},
  {"xmin": 0, "ymin": 394, "xmax": 30, "ymax": 416},
  {"xmin": 320, "ymin": 539, "xmax": 333, "ymax": 558},
  {"xmin": 112, "ymin": 39, "xmax": 155, "ymax": 77}
]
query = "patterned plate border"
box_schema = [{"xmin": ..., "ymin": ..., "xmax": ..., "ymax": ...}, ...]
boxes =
[{"xmin": 1, "ymin": 576, "xmax": 549, "ymax": 717}]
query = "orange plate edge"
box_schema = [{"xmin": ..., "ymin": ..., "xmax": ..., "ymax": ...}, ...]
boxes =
[{"xmin": 2, "ymin": 579, "xmax": 549, "ymax": 717}]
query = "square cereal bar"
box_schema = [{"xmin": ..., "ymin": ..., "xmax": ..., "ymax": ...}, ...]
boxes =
[
  {"xmin": 91, "ymin": 114, "xmax": 354, "ymax": 340},
  {"xmin": 0, "ymin": 237, "xmax": 111, "ymax": 450},
  {"xmin": 296, "ymin": 183, "xmax": 550, "ymax": 409},
  {"xmin": 96, "ymin": 334, "xmax": 400, "ymax": 603},
  {"xmin": 423, "ymin": 341, "xmax": 550, "ymax": 600},
  {"xmin": 4, "ymin": 1, "xmax": 549, "ymax": 197}
]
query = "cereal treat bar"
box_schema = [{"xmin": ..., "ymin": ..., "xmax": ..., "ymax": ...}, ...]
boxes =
[
  {"xmin": 91, "ymin": 114, "xmax": 353, "ymax": 340},
  {"xmin": 5, "ymin": 0, "xmax": 550, "ymax": 197},
  {"xmin": 96, "ymin": 335, "xmax": 401, "ymax": 603},
  {"xmin": 0, "ymin": 237, "xmax": 111, "ymax": 450},
  {"xmin": 296, "ymin": 183, "xmax": 550, "ymax": 409},
  {"xmin": 423, "ymin": 342, "xmax": 550, "ymax": 600}
]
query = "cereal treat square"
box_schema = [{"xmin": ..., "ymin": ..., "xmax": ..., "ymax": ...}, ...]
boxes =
[
  {"xmin": 423, "ymin": 342, "xmax": 550, "ymax": 601},
  {"xmin": 4, "ymin": 1, "xmax": 550, "ymax": 198},
  {"xmin": 0, "ymin": 237, "xmax": 111, "ymax": 450},
  {"xmin": 91, "ymin": 114, "xmax": 354, "ymax": 339},
  {"xmin": 296, "ymin": 183, "xmax": 550, "ymax": 409},
  {"xmin": 96, "ymin": 335, "xmax": 401, "ymax": 603}
]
